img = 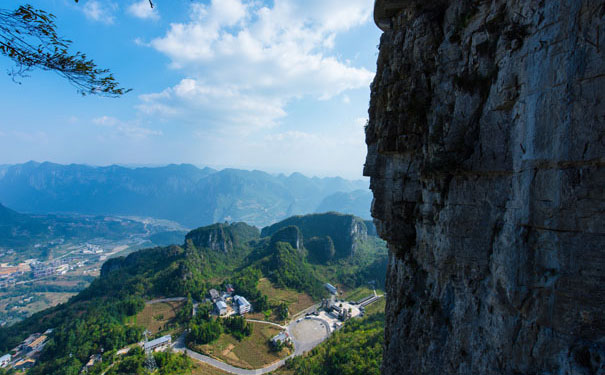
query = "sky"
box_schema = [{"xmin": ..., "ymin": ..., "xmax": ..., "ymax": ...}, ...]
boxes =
[{"xmin": 0, "ymin": 0, "xmax": 381, "ymax": 179}]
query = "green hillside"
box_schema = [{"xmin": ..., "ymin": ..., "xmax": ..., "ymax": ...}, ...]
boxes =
[{"xmin": 0, "ymin": 212, "xmax": 387, "ymax": 375}]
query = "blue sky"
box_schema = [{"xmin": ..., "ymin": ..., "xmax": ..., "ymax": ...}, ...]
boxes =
[{"xmin": 0, "ymin": 0, "xmax": 380, "ymax": 178}]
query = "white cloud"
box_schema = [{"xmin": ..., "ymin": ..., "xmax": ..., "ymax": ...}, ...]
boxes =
[
  {"xmin": 141, "ymin": 0, "xmax": 374, "ymax": 131},
  {"xmin": 82, "ymin": 0, "xmax": 117, "ymax": 24},
  {"xmin": 92, "ymin": 116, "xmax": 162, "ymax": 139},
  {"xmin": 127, "ymin": 0, "xmax": 159, "ymax": 20}
]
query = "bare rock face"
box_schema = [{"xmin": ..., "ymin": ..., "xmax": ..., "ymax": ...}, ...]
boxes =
[{"xmin": 364, "ymin": 1, "xmax": 605, "ymax": 374}]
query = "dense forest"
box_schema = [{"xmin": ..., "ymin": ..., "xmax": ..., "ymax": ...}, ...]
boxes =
[{"xmin": 0, "ymin": 212, "xmax": 387, "ymax": 374}]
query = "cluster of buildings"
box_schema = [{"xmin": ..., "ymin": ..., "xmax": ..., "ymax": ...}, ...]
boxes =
[
  {"xmin": 326, "ymin": 300, "xmax": 353, "ymax": 321},
  {"xmin": 31, "ymin": 260, "xmax": 70, "ymax": 278},
  {"xmin": 208, "ymin": 285, "xmax": 252, "ymax": 317},
  {"xmin": 0, "ymin": 329, "xmax": 52, "ymax": 371},
  {"xmin": 0, "ymin": 241, "xmax": 112, "ymax": 288},
  {"xmin": 0, "ymin": 260, "xmax": 35, "ymax": 286}
]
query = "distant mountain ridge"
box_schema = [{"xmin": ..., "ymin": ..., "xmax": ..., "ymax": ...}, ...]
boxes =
[
  {"xmin": 315, "ymin": 189, "xmax": 373, "ymax": 219},
  {"xmin": 0, "ymin": 162, "xmax": 370, "ymax": 228}
]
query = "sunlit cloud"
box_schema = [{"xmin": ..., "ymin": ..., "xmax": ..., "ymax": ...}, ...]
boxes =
[
  {"xmin": 140, "ymin": 0, "xmax": 374, "ymax": 131},
  {"xmin": 127, "ymin": 0, "xmax": 159, "ymax": 20}
]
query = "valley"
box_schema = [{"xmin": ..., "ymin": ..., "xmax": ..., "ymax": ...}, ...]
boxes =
[
  {"xmin": 0, "ymin": 212, "xmax": 387, "ymax": 375},
  {"xmin": 0, "ymin": 204, "xmax": 188, "ymax": 326}
]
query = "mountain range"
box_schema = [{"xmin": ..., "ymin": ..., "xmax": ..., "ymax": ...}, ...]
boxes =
[{"xmin": 0, "ymin": 162, "xmax": 372, "ymax": 228}]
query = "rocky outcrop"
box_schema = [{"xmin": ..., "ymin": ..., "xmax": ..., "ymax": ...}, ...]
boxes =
[
  {"xmin": 185, "ymin": 222, "xmax": 259, "ymax": 253},
  {"xmin": 365, "ymin": 1, "xmax": 605, "ymax": 374},
  {"xmin": 270, "ymin": 225, "xmax": 303, "ymax": 250},
  {"xmin": 261, "ymin": 212, "xmax": 368, "ymax": 258}
]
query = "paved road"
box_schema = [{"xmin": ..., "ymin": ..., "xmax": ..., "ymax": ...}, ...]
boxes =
[
  {"xmin": 173, "ymin": 316, "xmax": 330, "ymax": 374},
  {"xmin": 145, "ymin": 297, "xmax": 187, "ymax": 305},
  {"xmin": 245, "ymin": 319, "xmax": 286, "ymax": 329}
]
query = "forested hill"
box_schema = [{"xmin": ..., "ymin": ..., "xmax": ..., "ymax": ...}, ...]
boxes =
[
  {"xmin": 261, "ymin": 212, "xmax": 373, "ymax": 259},
  {"xmin": 0, "ymin": 212, "xmax": 387, "ymax": 375},
  {"xmin": 0, "ymin": 162, "xmax": 370, "ymax": 227}
]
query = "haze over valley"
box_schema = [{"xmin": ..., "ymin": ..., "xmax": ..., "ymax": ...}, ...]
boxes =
[{"xmin": 0, "ymin": 162, "xmax": 372, "ymax": 228}]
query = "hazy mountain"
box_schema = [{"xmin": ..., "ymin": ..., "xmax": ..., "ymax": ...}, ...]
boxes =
[
  {"xmin": 315, "ymin": 189, "xmax": 373, "ymax": 219},
  {"xmin": 0, "ymin": 162, "xmax": 368, "ymax": 228}
]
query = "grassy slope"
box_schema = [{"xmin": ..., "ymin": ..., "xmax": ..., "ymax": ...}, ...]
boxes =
[
  {"xmin": 257, "ymin": 278, "xmax": 315, "ymax": 316},
  {"xmin": 194, "ymin": 322, "xmax": 288, "ymax": 369},
  {"xmin": 135, "ymin": 301, "xmax": 184, "ymax": 335}
]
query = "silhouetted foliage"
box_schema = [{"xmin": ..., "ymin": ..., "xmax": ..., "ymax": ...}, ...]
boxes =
[{"xmin": 0, "ymin": 5, "xmax": 130, "ymax": 96}]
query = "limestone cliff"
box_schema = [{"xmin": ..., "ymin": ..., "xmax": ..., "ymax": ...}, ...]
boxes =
[{"xmin": 365, "ymin": 1, "xmax": 605, "ymax": 374}]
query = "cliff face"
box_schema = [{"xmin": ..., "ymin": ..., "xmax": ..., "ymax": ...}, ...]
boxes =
[
  {"xmin": 185, "ymin": 222, "xmax": 260, "ymax": 253},
  {"xmin": 261, "ymin": 212, "xmax": 368, "ymax": 258},
  {"xmin": 365, "ymin": 1, "xmax": 605, "ymax": 374}
]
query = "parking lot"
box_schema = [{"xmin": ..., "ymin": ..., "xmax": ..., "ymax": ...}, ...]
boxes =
[{"xmin": 289, "ymin": 317, "xmax": 330, "ymax": 354}]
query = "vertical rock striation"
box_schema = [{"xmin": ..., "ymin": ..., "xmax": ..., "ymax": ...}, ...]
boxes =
[{"xmin": 365, "ymin": 1, "xmax": 605, "ymax": 373}]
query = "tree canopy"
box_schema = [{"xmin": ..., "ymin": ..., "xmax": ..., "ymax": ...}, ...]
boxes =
[{"xmin": 0, "ymin": 4, "xmax": 130, "ymax": 96}]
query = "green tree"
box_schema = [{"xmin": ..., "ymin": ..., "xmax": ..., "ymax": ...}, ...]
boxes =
[
  {"xmin": 187, "ymin": 319, "xmax": 222, "ymax": 345},
  {"xmin": 275, "ymin": 302, "xmax": 289, "ymax": 321}
]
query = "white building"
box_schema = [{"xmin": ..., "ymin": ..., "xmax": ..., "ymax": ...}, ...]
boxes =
[
  {"xmin": 144, "ymin": 335, "xmax": 171, "ymax": 352},
  {"xmin": 234, "ymin": 295, "xmax": 251, "ymax": 315},
  {"xmin": 215, "ymin": 300, "xmax": 228, "ymax": 316},
  {"xmin": 0, "ymin": 354, "xmax": 11, "ymax": 368},
  {"xmin": 271, "ymin": 331, "xmax": 290, "ymax": 345},
  {"xmin": 325, "ymin": 283, "xmax": 338, "ymax": 295}
]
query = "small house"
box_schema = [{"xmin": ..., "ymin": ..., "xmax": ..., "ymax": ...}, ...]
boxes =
[
  {"xmin": 0, "ymin": 354, "xmax": 11, "ymax": 368},
  {"xmin": 325, "ymin": 283, "xmax": 338, "ymax": 295},
  {"xmin": 28, "ymin": 335, "xmax": 47, "ymax": 351},
  {"xmin": 144, "ymin": 335, "xmax": 171, "ymax": 352},
  {"xmin": 271, "ymin": 331, "xmax": 290, "ymax": 345},
  {"xmin": 225, "ymin": 284, "xmax": 235, "ymax": 294},
  {"xmin": 215, "ymin": 300, "xmax": 228, "ymax": 316},
  {"xmin": 14, "ymin": 358, "xmax": 35, "ymax": 370},
  {"xmin": 209, "ymin": 289, "xmax": 220, "ymax": 301},
  {"xmin": 234, "ymin": 295, "xmax": 251, "ymax": 315}
]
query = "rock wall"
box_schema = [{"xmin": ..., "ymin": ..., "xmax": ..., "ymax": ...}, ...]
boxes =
[{"xmin": 364, "ymin": 1, "xmax": 605, "ymax": 374}]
